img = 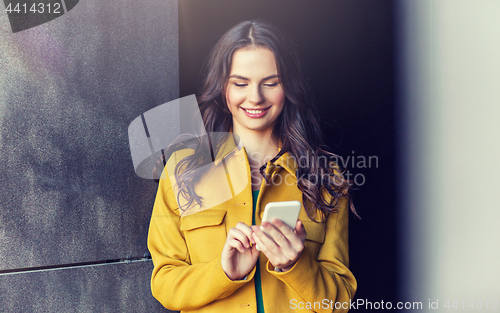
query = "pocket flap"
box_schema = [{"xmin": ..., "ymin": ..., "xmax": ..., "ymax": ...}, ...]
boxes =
[
  {"xmin": 180, "ymin": 210, "xmax": 227, "ymax": 231},
  {"xmin": 302, "ymin": 221, "xmax": 326, "ymax": 243}
]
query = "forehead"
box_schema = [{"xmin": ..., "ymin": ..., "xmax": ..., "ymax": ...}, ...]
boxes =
[{"xmin": 229, "ymin": 47, "xmax": 278, "ymax": 76}]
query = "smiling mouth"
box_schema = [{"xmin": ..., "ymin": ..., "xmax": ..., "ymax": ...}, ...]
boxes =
[{"xmin": 241, "ymin": 107, "xmax": 271, "ymax": 114}]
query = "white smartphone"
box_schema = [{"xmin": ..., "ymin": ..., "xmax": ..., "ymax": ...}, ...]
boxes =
[{"xmin": 256, "ymin": 200, "xmax": 302, "ymax": 251}]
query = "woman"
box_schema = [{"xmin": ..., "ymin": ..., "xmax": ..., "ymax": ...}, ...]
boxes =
[{"xmin": 148, "ymin": 20, "xmax": 357, "ymax": 312}]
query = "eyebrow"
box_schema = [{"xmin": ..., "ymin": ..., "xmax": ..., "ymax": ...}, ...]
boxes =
[{"xmin": 228, "ymin": 74, "xmax": 279, "ymax": 81}]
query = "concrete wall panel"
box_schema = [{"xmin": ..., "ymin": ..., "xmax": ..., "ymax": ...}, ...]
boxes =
[
  {"xmin": 0, "ymin": 0, "xmax": 178, "ymax": 270},
  {"xmin": 0, "ymin": 260, "xmax": 174, "ymax": 312}
]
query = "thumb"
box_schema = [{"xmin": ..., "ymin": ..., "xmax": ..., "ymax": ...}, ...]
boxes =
[
  {"xmin": 295, "ymin": 220, "xmax": 307, "ymax": 241},
  {"xmin": 251, "ymin": 242, "xmax": 261, "ymax": 257}
]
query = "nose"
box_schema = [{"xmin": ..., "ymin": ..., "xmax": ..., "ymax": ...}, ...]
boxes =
[{"xmin": 247, "ymin": 85, "xmax": 264, "ymax": 105}]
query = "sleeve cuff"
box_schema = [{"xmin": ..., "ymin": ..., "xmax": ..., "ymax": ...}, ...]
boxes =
[
  {"xmin": 265, "ymin": 251, "xmax": 315, "ymax": 279},
  {"xmin": 219, "ymin": 260, "xmax": 257, "ymax": 284},
  {"xmin": 210, "ymin": 257, "xmax": 258, "ymax": 300}
]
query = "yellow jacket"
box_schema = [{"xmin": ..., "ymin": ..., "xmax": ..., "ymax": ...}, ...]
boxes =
[{"xmin": 148, "ymin": 137, "xmax": 356, "ymax": 312}]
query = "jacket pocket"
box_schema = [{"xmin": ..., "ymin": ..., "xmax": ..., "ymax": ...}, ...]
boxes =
[
  {"xmin": 180, "ymin": 210, "xmax": 227, "ymax": 264},
  {"xmin": 302, "ymin": 220, "xmax": 326, "ymax": 259}
]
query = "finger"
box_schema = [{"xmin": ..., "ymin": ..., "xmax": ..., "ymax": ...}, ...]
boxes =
[
  {"xmin": 283, "ymin": 220, "xmax": 306, "ymax": 251},
  {"xmin": 235, "ymin": 222, "xmax": 254, "ymax": 240},
  {"xmin": 250, "ymin": 225, "xmax": 260, "ymax": 243},
  {"xmin": 253, "ymin": 231, "xmax": 291, "ymax": 268},
  {"xmin": 227, "ymin": 228, "xmax": 251, "ymax": 249},
  {"xmin": 235, "ymin": 222, "xmax": 255, "ymax": 245},
  {"xmin": 295, "ymin": 220, "xmax": 307, "ymax": 241},
  {"xmin": 256, "ymin": 222, "xmax": 277, "ymax": 244},
  {"xmin": 252, "ymin": 227, "xmax": 279, "ymax": 259},
  {"xmin": 250, "ymin": 242, "xmax": 261, "ymax": 257},
  {"xmin": 222, "ymin": 238, "xmax": 246, "ymax": 254},
  {"xmin": 227, "ymin": 240, "xmax": 246, "ymax": 254},
  {"xmin": 273, "ymin": 219, "xmax": 306, "ymax": 248},
  {"xmin": 252, "ymin": 233, "xmax": 270, "ymax": 256},
  {"xmin": 266, "ymin": 220, "xmax": 304, "ymax": 259},
  {"xmin": 262, "ymin": 220, "xmax": 289, "ymax": 248},
  {"xmin": 270, "ymin": 218, "xmax": 296, "ymax": 239}
]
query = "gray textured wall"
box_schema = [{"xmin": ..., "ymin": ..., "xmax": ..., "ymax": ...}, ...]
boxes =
[
  {"xmin": 0, "ymin": 261, "xmax": 161, "ymax": 312},
  {"xmin": 0, "ymin": 0, "xmax": 178, "ymax": 311}
]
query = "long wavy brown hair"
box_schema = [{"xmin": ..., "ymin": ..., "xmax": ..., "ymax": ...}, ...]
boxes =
[{"xmin": 173, "ymin": 20, "xmax": 356, "ymax": 222}]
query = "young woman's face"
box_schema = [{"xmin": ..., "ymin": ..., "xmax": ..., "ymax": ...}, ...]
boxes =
[{"xmin": 225, "ymin": 47, "xmax": 285, "ymax": 136}]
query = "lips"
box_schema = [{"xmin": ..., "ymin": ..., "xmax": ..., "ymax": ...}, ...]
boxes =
[{"xmin": 241, "ymin": 106, "xmax": 271, "ymax": 118}]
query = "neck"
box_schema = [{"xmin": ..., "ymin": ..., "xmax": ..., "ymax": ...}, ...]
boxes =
[{"xmin": 233, "ymin": 126, "xmax": 279, "ymax": 167}]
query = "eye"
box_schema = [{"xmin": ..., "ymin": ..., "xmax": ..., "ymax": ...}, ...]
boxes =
[
  {"xmin": 234, "ymin": 83, "xmax": 247, "ymax": 87},
  {"xmin": 264, "ymin": 83, "xmax": 278, "ymax": 87}
]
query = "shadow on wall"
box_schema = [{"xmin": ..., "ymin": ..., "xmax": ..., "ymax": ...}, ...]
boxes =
[{"xmin": 4, "ymin": 0, "xmax": 80, "ymax": 33}]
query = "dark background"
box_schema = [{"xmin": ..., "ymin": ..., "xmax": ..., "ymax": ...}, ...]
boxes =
[{"xmin": 179, "ymin": 0, "xmax": 397, "ymax": 308}]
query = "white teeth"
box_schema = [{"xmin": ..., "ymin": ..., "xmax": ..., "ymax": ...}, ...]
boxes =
[{"xmin": 245, "ymin": 109, "xmax": 264, "ymax": 114}]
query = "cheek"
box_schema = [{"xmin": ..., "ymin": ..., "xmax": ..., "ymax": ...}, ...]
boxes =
[
  {"xmin": 225, "ymin": 88, "xmax": 245, "ymax": 111},
  {"xmin": 267, "ymin": 88, "xmax": 286, "ymax": 109},
  {"xmin": 276, "ymin": 91, "xmax": 286, "ymax": 105}
]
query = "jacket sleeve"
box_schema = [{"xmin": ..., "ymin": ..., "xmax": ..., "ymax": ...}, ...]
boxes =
[
  {"xmin": 147, "ymin": 172, "xmax": 256, "ymax": 311},
  {"xmin": 266, "ymin": 195, "xmax": 356, "ymax": 312}
]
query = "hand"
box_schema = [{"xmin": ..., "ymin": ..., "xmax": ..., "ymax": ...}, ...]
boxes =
[
  {"xmin": 251, "ymin": 219, "xmax": 307, "ymax": 272},
  {"xmin": 221, "ymin": 222, "xmax": 260, "ymax": 280}
]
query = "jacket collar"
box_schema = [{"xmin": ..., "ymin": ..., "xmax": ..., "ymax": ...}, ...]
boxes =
[
  {"xmin": 213, "ymin": 133, "xmax": 241, "ymax": 166},
  {"xmin": 212, "ymin": 133, "xmax": 297, "ymax": 178},
  {"xmin": 273, "ymin": 152, "xmax": 298, "ymax": 178}
]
